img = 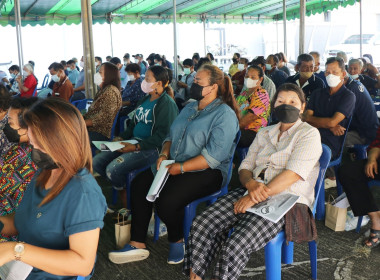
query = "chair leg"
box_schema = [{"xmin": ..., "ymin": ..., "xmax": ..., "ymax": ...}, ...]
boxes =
[
  {"xmin": 153, "ymin": 212, "xmax": 160, "ymax": 243},
  {"xmin": 356, "ymin": 216, "xmax": 363, "ymax": 233},
  {"xmin": 111, "ymin": 188, "xmax": 118, "ymax": 205},
  {"xmin": 265, "ymin": 231, "xmax": 285, "ymax": 280},
  {"xmin": 308, "ymin": 240, "xmax": 317, "ymax": 280},
  {"xmin": 281, "ymin": 241, "xmax": 293, "ymax": 264},
  {"xmin": 335, "ymin": 165, "xmax": 343, "ymax": 196},
  {"xmin": 126, "ymin": 174, "xmax": 132, "ymax": 210},
  {"xmin": 316, "ymin": 181, "xmax": 326, "ymax": 220},
  {"xmin": 183, "ymin": 205, "xmax": 192, "ymax": 244}
]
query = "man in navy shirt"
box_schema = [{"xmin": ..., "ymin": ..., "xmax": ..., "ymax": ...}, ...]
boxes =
[
  {"xmin": 303, "ymin": 57, "xmax": 356, "ymax": 160},
  {"xmin": 265, "ymin": 54, "xmax": 288, "ymax": 89},
  {"xmin": 348, "ymin": 58, "xmax": 380, "ymax": 97},
  {"xmin": 310, "ymin": 51, "xmax": 327, "ymax": 85},
  {"xmin": 344, "ymin": 75, "xmax": 379, "ymax": 146},
  {"xmin": 285, "ymin": 53, "xmax": 325, "ymax": 100}
]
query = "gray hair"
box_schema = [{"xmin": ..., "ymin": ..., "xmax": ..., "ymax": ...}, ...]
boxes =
[
  {"xmin": 23, "ymin": 63, "xmax": 34, "ymax": 73},
  {"xmin": 337, "ymin": 51, "xmax": 347, "ymax": 63},
  {"xmin": 348, "ymin": 58, "xmax": 363, "ymax": 69}
]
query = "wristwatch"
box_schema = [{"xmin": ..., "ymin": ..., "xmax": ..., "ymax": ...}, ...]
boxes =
[{"xmin": 14, "ymin": 242, "xmax": 25, "ymax": 261}]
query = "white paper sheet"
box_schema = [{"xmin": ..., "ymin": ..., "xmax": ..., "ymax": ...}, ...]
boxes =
[
  {"xmin": 92, "ymin": 139, "xmax": 138, "ymax": 152},
  {"xmin": 0, "ymin": 261, "xmax": 33, "ymax": 280}
]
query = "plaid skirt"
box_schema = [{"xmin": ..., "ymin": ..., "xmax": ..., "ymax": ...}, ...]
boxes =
[{"xmin": 183, "ymin": 187, "xmax": 285, "ymax": 280}]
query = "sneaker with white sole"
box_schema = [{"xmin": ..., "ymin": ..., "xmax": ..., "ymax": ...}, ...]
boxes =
[
  {"xmin": 167, "ymin": 242, "xmax": 184, "ymax": 264},
  {"xmin": 108, "ymin": 244, "xmax": 149, "ymax": 264},
  {"xmin": 324, "ymin": 178, "xmax": 337, "ymax": 189}
]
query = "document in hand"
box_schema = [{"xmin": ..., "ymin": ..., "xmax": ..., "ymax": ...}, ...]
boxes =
[
  {"xmin": 146, "ymin": 160, "xmax": 175, "ymax": 202},
  {"xmin": 92, "ymin": 139, "xmax": 138, "ymax": 152},
  {"xmin": 244, "ymin": 191, "xmax": 300, "ymax": 223},
  {"xmin": 0, "ymin": 261, "xmax": 33, "ymax": 280}
]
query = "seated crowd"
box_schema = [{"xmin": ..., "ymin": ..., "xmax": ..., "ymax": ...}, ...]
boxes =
[{"xmin": 0, "ymin": 49, "xmax": 380, "ymax": 280}]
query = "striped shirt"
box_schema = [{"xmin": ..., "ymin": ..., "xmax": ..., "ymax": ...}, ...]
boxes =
[{"xmin": 239, "ymin": 119, "xmax": 322, "ymax": 208}]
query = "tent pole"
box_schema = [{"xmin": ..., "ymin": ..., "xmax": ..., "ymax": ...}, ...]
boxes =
[
  {"xmin": 299, "ymin": 0, "xmax": 306, "ymax": 55},
  {"xmin": 81, "ymin": 0, "xmax": 96, "ymax": 99},
  {"xmin": 203, "ymin": 15, "xmax": 206, "ymax": 56},
  {"xmin": 359, "ymin": 0, "xmax": 362, "ymax": 57},
  {"xmin": 173, "ymin": 0, "xmax": 178, "ymax": 81},
  {"xmin": 110, "ymin": 21, "xmax": 114, "ymax": 57},
  {"xmin": 14, "ymin": 0, "xmax": 24, "ymax": 75},
  {"xmin": 283, "ymin": 0, "xmax": 287, "ymax": 57}
]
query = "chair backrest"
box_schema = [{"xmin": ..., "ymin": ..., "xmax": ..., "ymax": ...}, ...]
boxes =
[
  {"xmin": 41, "ymin": 74, "xmax": 49, "ymax": 88},
  {"xmin": 335, "ymin": 116, "xmax": 352, "ymax": 162},
  {"xmin": 110, "ymin": 111, "xmax": 120, "ymax": 140},
  {"xmin": 72, "ymin": 98, "xmax": 91, "ymax": 111},
  {"xmin": 32, "ymin": 86, "xmax": 38, "ymax": 97},
  {"xmin": 312, "ymin": 144, "xmax": 332, "ymax": 216},
  {"xmin": 225, "ymin": 130, "xmax": 241, "ymax": 184}
]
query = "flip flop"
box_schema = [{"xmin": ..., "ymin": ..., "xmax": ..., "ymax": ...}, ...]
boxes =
[{"xmin": 363, "ymin": 229, "xmax": 380, "ymax": 249}]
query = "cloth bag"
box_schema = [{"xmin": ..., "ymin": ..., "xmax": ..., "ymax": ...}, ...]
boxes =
[
  {"xmin": 115, "ymin": 209, "xmax": 131, "ymax": 249},
  {"xmin": 325, "ymin": 195, "xmax": 347, "ymax": 231}
]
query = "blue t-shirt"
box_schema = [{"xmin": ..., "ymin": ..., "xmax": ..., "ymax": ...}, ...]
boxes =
[
  {"xmin": 133, "ymin": 98, "xmax": 159, "ymax": 140},
  {"xmin": 14, "ymin": 168, "xmax": 107, "ymax": 280},
  {"xmin": 285, "ymin": 73, "xmax": 325, "ymax": 100},
  {"xmin": 307, "ymin": 85, "xmax": 356, "ymax": 159},
  {"xmin": 345, "ymin": 77, "xmax": 379, "ymax": 143}
]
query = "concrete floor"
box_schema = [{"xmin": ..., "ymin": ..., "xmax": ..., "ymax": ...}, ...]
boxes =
[{"xmin": 92, "ymin": 173, "xmax": 380, "ymax": 280}]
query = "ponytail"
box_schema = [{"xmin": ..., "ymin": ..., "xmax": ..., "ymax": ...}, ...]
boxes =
[{"xmin": 199, "ymin": 64, "xmax": 240, "ymax": 120}]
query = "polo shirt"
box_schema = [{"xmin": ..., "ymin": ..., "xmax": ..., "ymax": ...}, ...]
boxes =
[
  {"xmin": 14, "ymin": 168, "xmax": 107, "ymax": 279},
  {"xmin": 21, "ymin": 74, "xmax": 37, "ymax": 97},
  {"xmin": 268, "ymin": 68, "xmax": 288, "ymax": 89},
  {"xmin": 345, "ymin": 77, "xmax": 379, "ymax": 143},
  {"xmin": 358, "ymin": 74, "xmax": 378, "ymax": 96},
  {"xmin": 68, "ymin": 68, "xmax": 80, "ymax": 86},
  {"xmin": 315, "ymin": 69, "xmax": 327, "ymax": 86},
  {"xmin": 52, "ymin": 76, "xmax": 74, "ymax": 101},
  {"xmin": 75, "ymin": 70, "xmax": 85, "ymax": 96},
  {"xmin": 285, "ymin": 73, "xmax": 325, "ymax": 100},
  {"xmin": 307, "ymin": 85, "xmax": 356, "ymax": 159}
]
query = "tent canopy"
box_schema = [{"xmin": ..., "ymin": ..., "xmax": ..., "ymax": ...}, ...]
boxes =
[{"xmin": 0, "ymin": 0, "xmax": 358, "ymax": 26}]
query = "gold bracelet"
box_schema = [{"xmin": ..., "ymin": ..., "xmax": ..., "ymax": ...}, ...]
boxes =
[{"xmin": 159, "ymin": 153, "xmax": 168, "ymax": 159}]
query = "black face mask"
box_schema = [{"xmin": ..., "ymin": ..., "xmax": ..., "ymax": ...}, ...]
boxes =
[
  {"xmin": 31, "ymin": 148, "xmax": 59, "ymax": 170},
  {"xmin": 273, "ymin": 104, "xmax": 300, "ymax": 124},
  {"xmin": 232, "ymin": 58, "xmax": 238, "ymax": 64},
  {"xmin": 3, "ymin": 123, "xmax": 21, "ymax": 143},
  {"xmin": 190, "ymin": 83, "xmax": 205, "ymax": 101}
]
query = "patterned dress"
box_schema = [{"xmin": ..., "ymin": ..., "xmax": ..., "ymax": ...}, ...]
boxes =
[
  {"xmin": 0, "ymin": 143, "xmax": 37, "ymax": 242},
  {"xmin": 236, "ymin": 87, "xmax": 271, "ymax": 132}
]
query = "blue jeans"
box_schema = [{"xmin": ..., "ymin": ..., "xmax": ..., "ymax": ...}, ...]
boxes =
[{"xmin": 93, "ymin": 149, "xmax": 158, "ymax": 189}]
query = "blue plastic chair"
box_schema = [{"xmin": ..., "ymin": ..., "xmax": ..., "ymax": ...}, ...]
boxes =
[
  {"xmin": 153, "ymin": 131, "xmax": 241, "ymax": 243},
  {"xmin": 32, "ymin": 86, "xmax": 38, "ymax": 97},
  {"xmin": 110, "ymin": 111, "xmax": 119, "ymax": 141},
  {"xmin": 264, "ymin": 144, "xmax": 332, "ymax": 280},
  {"xmin": 111, "ymin": 165, "xmax": 151, "ymax": 209},
  {"xmin": 72, "ymin": 98, "xmax": 93, "ymax": 111},
  {"xmin": 352, "ymin": 144, "xmax": 369, "ymax": 160},
  {"xmin": 316, "ymin": 117, "xmax": 352, "ymax": 220},
  {"xmin": 76, "ymin": 277, "xmax": 85, "ymax": 280},
  {"xmin": 119, "ymin": 116, "xmax": 129, "ymax": 135},
  {"xmin": 37, "ymin": 74, "xmax": 49, "ymax": 90}
]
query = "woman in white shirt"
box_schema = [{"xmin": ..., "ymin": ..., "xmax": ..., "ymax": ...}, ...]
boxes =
[{"xmin": 184, "ymin": 83, "xmax": 322, "ymax": 280}]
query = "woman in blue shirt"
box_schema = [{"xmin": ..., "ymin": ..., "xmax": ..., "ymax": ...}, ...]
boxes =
[
  {"xmin": 0, "ymin": 98, "xmax": 107, "ymax": 279},
  {"xmin": 108, "ymin": 65, "xmax": 240, "ymax": 265}
]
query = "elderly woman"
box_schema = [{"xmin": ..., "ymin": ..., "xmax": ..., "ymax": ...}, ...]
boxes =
[
  {"xmin": 108, "ymin": 65, "xmax": 240, "ymax": 265},
  {"xmin": 16, "ymin": 64, "xmax": 37, "ymax": 98},
  {"xmin": 0, "ymin": 98, "xmax": 107, "ymax": 279},
  {"xmin": 184, "ymin": 83, "xmax": 322, "ymax": 280},
  {"xmin": 84, "ymin": 62, "xmax": 122, "ymax": 142},
  {"xmin": 0, "ymin": 97, "xmax": 39, "ymax": 242},
  {"xmin": 236, "ymin": 65, "xmax": 270, "ymax": 147}
]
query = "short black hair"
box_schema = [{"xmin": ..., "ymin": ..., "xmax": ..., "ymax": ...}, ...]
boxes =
[
  {"xmin": 297, "ymin": 53, "xmax": 314, "ymax": 66},
  {"xmin": 207, "ymin": 53, "xmax": 214, "ymax": 61},
  {"xmin": 326, "ymin": 56, "xmax": 345, "ymax": 72},
  {"xmin": 10, "ymin": 97, "xmax": 40, "ymax": 129},
  {"xmin": 268, "ymin": 54, "xmax": 279, "ymax": 64},
  {"xmin": 123, "ymin": 53, "xmax": 130, "ymax": 59},
  {"xmin": 240, "ymin": 58, "xmax": 249, "ymax": 64},
  {"xmin": 234, "ymin": 53, "xmax": 241, "ymax": 58},
  {"xmin": 67, "ymin": 60, "xmax": 75, "ymax": 65},
  {"xmin": 8, "ymin": 65, "xmax": 20, "ymax": 72},
  {"xmin": 60, "ymin": 60, "xmax": 67, "ymax": 66},
  {"xmin": 183, "ymin": 59, "xmax": 194, "ymax": 67},
  {"xmin": 251, "ymin": 56, "xmax": 266, "ymax": 67},
  {"xmin": 0, "ymin": 85, "xmax": 12, "ymax": 111},
  {"xmin": 192, "ymin": 53, "xmax": 200, "ymax": 61},
  {"xmin": 110, "ymin": 57, "xmax": 121, "ymax": 65},
  {"xmin": 106, "ymin": 56, "xmax": 112, "ymax": 60},
  {"xmin": 125, "ymin": 63, "xmax": 141, "ymax": 74},
  {"xmin": 95, "ymin": 56, "xmax": 102, "ymax": 63},
  {"xmin": 247, "ymin": 65, "xmax": 264, "ymax": 79},
  {"xmin": 48, "ymin": 62, "xmax": 64, "ymax": 72}
]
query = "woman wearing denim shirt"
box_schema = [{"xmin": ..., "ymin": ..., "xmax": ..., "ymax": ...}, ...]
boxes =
[{"xmin": 109, "ymin": 65, "xmax": 240, "ymax": 265}]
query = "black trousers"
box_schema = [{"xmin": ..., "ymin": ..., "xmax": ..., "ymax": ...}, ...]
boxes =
[
  {"xmin": 338, "ymin": 159, "xmax": 380, "ymax": 216},
  {"xmin": 130, "ymin": 168, "xmax": 223, "ymax": 243},
  {"xmin": 237, "ymin": 129, "xmax": 257, "ymax": 148}
]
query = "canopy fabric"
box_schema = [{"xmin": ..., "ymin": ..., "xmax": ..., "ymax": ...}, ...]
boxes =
[{"xmin": 0, "ymin": 0, "xmax": 359, "ymax": 26}]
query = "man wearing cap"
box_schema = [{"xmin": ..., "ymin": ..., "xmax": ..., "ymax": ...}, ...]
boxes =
[
  {"xmin": 133, "ymin": 54, "xmax": 146, "ymax": 75},
  {"xmin": 110, "ymin": 57, "xmax": 129, "ymax": 90},
  {"xmin": 123, "ymin": 53, "xmax": 131, "ymax": 66}
]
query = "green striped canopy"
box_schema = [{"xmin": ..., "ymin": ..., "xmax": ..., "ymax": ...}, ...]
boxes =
[{"xmin": 0, "ymin": 0, "xmax": 359, "ymax": 26}]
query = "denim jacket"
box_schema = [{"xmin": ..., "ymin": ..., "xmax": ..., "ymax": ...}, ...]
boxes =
[{"xmin": 165, "ymin": 98, "xmax": 239, "ymax": 187}]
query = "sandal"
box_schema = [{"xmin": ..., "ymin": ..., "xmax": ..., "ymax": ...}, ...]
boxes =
[{"xmin": 363, "ymin": 229, "xmax": 380, "ymax": 248}]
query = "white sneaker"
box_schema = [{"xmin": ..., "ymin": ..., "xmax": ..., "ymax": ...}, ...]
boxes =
[
  {"xmin": 108, "ymin": 244, "xmax": 150, "ymax": 264},
  {"xmin": 324, "ymin": 178, "xmax": 337, "ymax": 189}
]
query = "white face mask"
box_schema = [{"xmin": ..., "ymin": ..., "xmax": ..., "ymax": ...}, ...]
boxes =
[
  {"xmin": 134, "ymin": 59, "xmax": 139, "ymax": 63},
  {"xmin": 265, "ymin": 64, "xmax": 272, "ymax": 71},
  {"xmin": 94, "ymin": 72, "xmax": 103, "ymax": 86},
  {"xmin": 80, "ymin": 61, "xmax": 84, "ymax": 68},
  {"xmin": 183, "ymin": 68, "xmax": 191, "ymax": 75},
  {"xmin": 244, "ymin": 78, "xmax": 259, "ymax": 89},
  {"xmin": 51, "ymin": 74, "xmax": 60, "ymax": 83},
  {"xmin": 128, "ymin": 74, "xmax": 136, "ymax": 81},
  {"xmin": 326, "ymin": 74, "xmax": 342, "ymax": 88},
  {"xmin": 349, "ymin": 73, "xmax": 359, "ymax": 80},
  {"xmin": 238, "ymin": 64, "xmax": 245, "ymax": 71}
]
